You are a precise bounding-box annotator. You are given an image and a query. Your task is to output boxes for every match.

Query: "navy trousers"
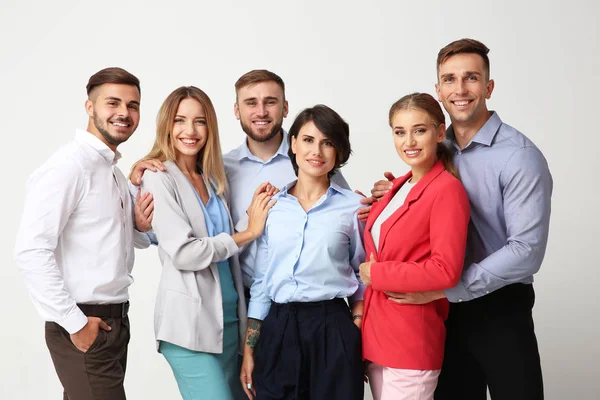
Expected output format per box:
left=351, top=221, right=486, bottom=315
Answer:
left=254, top=298, right=364, bottom=400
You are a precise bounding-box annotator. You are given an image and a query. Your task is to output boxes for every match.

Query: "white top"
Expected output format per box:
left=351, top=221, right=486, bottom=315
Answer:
left=14, top=130, right=146, bottom=334
left=371, top=179, right=416, bottom=250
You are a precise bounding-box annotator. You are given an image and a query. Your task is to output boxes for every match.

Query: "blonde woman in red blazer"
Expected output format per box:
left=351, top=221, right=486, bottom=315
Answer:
left=359, top=93, right=470, bottom=400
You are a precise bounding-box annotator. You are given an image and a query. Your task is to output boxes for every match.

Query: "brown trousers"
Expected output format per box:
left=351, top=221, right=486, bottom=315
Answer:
left=45, top=316, right=130, bottom=400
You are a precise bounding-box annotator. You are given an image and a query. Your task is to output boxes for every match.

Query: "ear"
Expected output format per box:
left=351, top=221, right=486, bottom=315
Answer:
left=485, top=79, right=495, bottom=99
left=435, top=83, right=442, bottom=102
left=234, top=102, right=241, bottom=120
left=436, top=124, right=447, bottom=143
left=291, top=135, right=297, bottom=155
left=85, top=99, right=94, bottom=118
left=283, top=100, right=289, bottom=118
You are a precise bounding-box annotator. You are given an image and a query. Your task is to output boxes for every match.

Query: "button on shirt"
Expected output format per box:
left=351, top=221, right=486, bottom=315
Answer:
left=444, top=112, right=553, bottom=302
left=14, top=130, right=146, bottom=334
left=223, top=132, right=350, bottom=288
left=248, top=181, right=366, bottom=320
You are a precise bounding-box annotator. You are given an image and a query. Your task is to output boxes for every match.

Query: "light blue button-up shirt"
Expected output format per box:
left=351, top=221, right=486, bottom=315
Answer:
left=247, top=181, right=366, bottom=320
left=444, top=112, right=553, bottom=302
left=223, top=131, right=350, bottom=288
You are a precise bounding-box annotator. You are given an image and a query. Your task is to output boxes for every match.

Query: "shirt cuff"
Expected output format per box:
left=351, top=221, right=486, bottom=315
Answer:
left=444, top=280, right=474, bottom=303
left=235, top=214, right=249, bottom=233
left=59, top=309, right=89, bottom=334
left=349, top=283, right=366, bottom=303
left=215, top=232, right=241, bottom=257
left=248, top=300, right=271, bottom=321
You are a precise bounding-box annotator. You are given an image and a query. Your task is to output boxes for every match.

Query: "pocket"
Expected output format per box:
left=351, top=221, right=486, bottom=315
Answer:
left=70, top=326, right=106, bottom=354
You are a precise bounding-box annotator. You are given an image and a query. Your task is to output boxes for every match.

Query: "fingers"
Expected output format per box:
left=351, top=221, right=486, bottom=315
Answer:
left=383, top=291, right=405, bottom=299
left=253, top=182, right=270, bottom=197
left=355, top=189, right=366, bottom=198
left=369, top=253, right=376, bottom=262
left=359, top=196, right=375, bottom=206
left=98, top=319, right=112, bottom=332
left=384, top=171, right=396, bottom=181
left=371, top=180, right=393, bottom=198
left=357, top=206, right=371, bottom=223
left=241, top=370, right=255, bottom=399
left=150, top=160, right=166, bottom=172
left=139, top=193, right=154, bottom=217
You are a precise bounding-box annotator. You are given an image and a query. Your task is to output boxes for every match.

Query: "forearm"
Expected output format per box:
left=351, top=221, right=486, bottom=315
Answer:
left=447, top=241, right=547, bottom=302
left=15, top=251, right=87, bottom=333
left=232, top=229, right=259, bottom=248
left=244, top=318, right=262, bottom=356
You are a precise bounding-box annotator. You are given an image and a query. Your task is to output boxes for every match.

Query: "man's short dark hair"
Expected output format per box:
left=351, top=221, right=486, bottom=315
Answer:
left=287, top=104, right=351, bottom=178
left=437, top=38, right=490, bottom=79
left=86, top=67, right=141, bottom=97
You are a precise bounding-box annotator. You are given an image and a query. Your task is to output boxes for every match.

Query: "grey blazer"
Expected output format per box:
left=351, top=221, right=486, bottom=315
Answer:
left=141, top=161, right=248, bottom=354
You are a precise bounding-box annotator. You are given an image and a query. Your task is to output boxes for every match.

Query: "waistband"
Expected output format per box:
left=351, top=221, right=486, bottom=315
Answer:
left=77, top=301, right=129, bottom=318
left=270, top=298, right=348, bottom=317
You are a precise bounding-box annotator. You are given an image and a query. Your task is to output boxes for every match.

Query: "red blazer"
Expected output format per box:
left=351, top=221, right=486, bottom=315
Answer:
left=362, top=161, right=470, bottom=370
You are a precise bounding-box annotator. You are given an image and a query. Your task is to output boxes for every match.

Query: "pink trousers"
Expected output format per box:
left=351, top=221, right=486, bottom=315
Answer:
left=367, top=362, right=440, bottom=400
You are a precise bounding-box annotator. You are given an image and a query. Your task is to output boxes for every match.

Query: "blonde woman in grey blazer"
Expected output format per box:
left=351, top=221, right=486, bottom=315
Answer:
left=135, top=86, right=276, bottom=400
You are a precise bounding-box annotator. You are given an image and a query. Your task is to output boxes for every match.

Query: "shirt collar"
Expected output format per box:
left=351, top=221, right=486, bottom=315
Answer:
left=447, top=111, right=502, bottom=149
left=280, top=179, right=347, bottom=198
left=75, top=129, right=121, bottom=165
left=237, top=130, right=290, bottom=162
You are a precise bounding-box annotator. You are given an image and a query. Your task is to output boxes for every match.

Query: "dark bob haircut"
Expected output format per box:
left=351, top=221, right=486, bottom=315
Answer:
left=287, top=104, right=351, bottom=178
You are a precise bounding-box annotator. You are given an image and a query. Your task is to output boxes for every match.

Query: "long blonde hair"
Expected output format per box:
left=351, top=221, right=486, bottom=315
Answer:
left=134, top=86, right=227, bottom=194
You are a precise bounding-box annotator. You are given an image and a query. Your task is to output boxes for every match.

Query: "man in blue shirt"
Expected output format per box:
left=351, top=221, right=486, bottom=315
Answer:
left=132, top=70, right=361, bottom=289
left=371, top=39, right=552, bottom=400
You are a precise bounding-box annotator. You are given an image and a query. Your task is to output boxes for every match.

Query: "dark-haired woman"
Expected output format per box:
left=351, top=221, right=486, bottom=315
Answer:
left=240, top=105, right=366, bottom=400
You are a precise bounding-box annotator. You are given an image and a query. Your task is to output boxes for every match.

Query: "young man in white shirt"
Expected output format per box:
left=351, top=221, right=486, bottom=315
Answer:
left=14, top=67, right=149, bottom=400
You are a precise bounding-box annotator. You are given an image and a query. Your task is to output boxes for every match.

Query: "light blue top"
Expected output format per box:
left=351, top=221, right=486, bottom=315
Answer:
left=247, top=180, right=366, bottom=321
left=188, top=176, right=238, bottom=323
left=444, top=112, right=553, bottom=303
left=223, top=131, right=351, bottom=288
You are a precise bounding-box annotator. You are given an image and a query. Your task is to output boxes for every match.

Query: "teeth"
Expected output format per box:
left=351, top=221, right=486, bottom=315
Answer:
left=255, top=121, right=268, bottom=125
left=112, top=122, right=128, bottom=127
left=181, top=139, right=198, bottom=144
left=308, top=160, right=324, bottom=165
left=454, top=101, right=469, bottom=106
left=405, top=150, right=420, bottom=155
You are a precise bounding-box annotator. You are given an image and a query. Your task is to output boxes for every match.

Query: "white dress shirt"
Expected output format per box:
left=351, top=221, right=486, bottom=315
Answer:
left=14, top=130, right=147, bottom=334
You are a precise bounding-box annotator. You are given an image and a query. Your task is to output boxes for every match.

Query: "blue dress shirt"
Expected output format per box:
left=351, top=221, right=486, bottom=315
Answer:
left=223, top=131, right=350, bottom=288
left=444, top=112, right=553, bottom=302
left=247, top=180, right=366, bottom=321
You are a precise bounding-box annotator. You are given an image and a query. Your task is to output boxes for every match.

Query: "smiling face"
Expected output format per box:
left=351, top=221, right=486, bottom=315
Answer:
left=435, top=53, right=494, bottom=131
left=291, top=121, right=337, bottom=180
left=85, top=83, right=140, bottom=150
left=391, top=108, right=445, bottom=180
left=171, top=98, right=208, bottom=160
left=234, top=81, right=288, bottom=143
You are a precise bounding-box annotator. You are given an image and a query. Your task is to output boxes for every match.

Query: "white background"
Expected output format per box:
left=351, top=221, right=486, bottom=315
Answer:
left=1, top=0, right=598, bottom=399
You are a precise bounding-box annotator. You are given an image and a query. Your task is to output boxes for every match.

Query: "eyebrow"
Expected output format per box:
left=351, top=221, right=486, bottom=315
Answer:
left=242, top=96, right=279, bottom=103
left=175, top=115, right=205, bottom=119
left=105, top=96, right=140, bottom=106
left=441, top=71, right=482, bottom=79
left=393, top=123, right=427, bottom=130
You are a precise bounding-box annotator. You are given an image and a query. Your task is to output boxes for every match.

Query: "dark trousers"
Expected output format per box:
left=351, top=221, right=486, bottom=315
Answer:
left=434, top=284, right=544, bottom=400
left=254, top=298, right=363, bottom=400
left=45, top=304, right=131, bottom=400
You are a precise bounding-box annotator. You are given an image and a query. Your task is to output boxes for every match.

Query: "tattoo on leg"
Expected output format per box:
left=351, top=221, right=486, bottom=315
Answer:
left=246, top=319, right=262, bottom=349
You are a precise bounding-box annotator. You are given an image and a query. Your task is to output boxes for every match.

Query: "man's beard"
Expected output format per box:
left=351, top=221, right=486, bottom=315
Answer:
left=94, top=115, right=132, bottom=147
left=240, top=120, right=283, bottom=143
